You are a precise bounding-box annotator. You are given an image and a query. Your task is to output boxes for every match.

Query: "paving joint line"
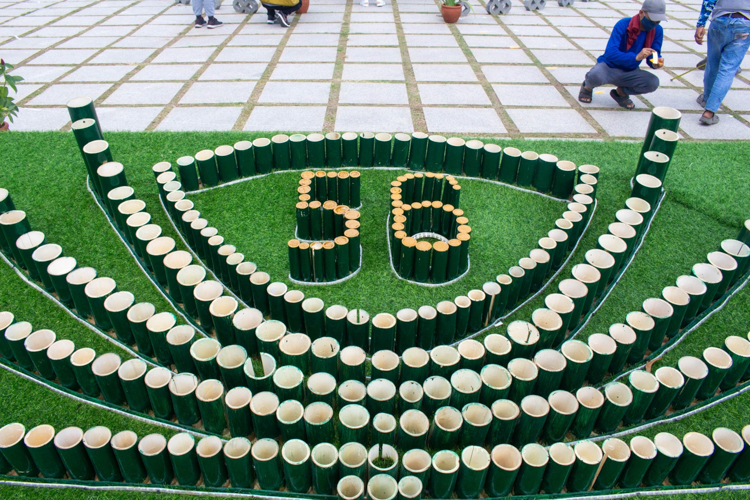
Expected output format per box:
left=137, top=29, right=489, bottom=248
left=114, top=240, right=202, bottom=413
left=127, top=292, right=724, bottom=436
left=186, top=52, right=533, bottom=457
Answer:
left=392, top=0, right=427, bottom=132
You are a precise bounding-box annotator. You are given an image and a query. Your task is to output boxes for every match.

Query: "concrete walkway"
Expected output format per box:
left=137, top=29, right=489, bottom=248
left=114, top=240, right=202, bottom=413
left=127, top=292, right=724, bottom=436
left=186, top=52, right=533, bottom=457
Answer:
left=2, top=0, right=749, bottom=139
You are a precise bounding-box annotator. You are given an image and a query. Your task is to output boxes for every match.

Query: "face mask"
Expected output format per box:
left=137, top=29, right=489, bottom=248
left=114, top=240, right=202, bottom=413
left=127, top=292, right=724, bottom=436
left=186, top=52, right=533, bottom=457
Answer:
left=642, top=17, right=658, bottom=31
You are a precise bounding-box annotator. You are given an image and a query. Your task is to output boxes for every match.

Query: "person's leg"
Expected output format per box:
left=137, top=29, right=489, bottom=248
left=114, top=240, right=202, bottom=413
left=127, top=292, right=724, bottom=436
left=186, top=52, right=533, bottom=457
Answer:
left=609, top=68, right=659, bottom=95
left=583, top=62, right=614, bottom=91
left=704, top=19, right=750, bottom=115
left=282, top=2, right=302, bottom=15
left=193, top=0, right=204, bottom=16
left=203, top=0, right=215, bottom=17
left=263, top=4, right=277, bottom=21
left=703, top=17, right=730, bottom=106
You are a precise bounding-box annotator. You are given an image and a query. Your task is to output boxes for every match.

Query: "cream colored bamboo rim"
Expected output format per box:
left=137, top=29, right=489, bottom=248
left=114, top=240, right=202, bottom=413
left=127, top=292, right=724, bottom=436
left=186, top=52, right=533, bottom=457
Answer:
left=0, top=423, right=25, bottom=449
left=402, top=347, right=428, bottom=368
left=549, top=442, right=575, bottom=466
left=251, top=438, right=279, bottom=462
left=118, top=358, right=146, bottom=382
left=169, top=373, right=199, bottom=397
left=604, top=382, right=633, bottom=407
left=559, top=278, right=588, bottom=299
left=273, top=365, right=304, bottom=390
left=24, top=424, right=55, bottom=449
left=683, top=432, right=714, bottom=457
left=533, top=349, right=566, bottom=373
left=70, top=347, right=96, bottom=367
left=481, top=364, right=511, bottom=390
left=431, top=345, right=460, bottom=367
left=676, top=275, right=707, bottom=296
left=135, top=224, right=162, bottom=243
left=338, top=475, right=365, bottom=500
left=224, top=437, right=251, bottom=459
left=522, top=443, right=549, bottom=467
left=492, top=399, right=519, bottom=420
left=458, top=339, right=485, bottom=360
left=15, top=231, right=44, bottom=251
left=194, top=280, right=223, bottom=302
left=484, top=333, right=511, bottom=356
left=399, top=381, right=424, bottom=403
left=562, top=339, right=593, bottom=364
left=507, top=320, right=540, bottom=346
left=5, top=321, right=32, bottom=342
left=24, top=329, right=56, bottom=352
left=588, top=333, right=617, bottom=356
left=168, top=433, right=195, bottom=456
left=423, top=376, right=451, bottom=400
left=338, top=380, right=366, bottom=403
left=629, top=370, right=659, bottom=393
left=678, top=355, right=709, bottom=380
left=339, top=404, right=369, bottom=429
left=145, top=367, right=172, bottom=390
left=31, top=244, right=62, bottom=265
left=54, top=427, right=84, bottom=450
left=91, top=352, right=121, bottom=377
left=603, top=438, right=630, bottom=462
left=146, top=312, right=176, bottom=334
left=138, top=434, right=167, bottom=456
left=492, top=443, right=522, bottom=471
left=250, top=391, right=280, bottom=416
left=521, top=395, right=549, bottom=418
left=577, top=386, right=605, bottom=409
left=311, top=336, right=339, bottom=359
left=509, top=358, right=538, bottom=381
left=111, top=430, right=138, bottom=452
left=83, top=426, right=112, bottom=450
left=574, top=440, right=603, bottom=465
left=47, top=339, right=75, bottom=361
left=643, top=297, right=674, bottom=319
left=609, top=323, right=637, bottom=345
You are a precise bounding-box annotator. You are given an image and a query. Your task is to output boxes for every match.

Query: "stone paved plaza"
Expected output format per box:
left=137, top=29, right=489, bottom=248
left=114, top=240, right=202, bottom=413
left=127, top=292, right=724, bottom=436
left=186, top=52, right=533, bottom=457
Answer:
left=1, top=0, right=749, bottom=139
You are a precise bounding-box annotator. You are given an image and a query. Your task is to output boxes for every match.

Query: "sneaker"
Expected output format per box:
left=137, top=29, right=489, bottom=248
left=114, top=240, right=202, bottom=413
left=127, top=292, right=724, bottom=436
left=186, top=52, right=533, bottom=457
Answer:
left=360, top=0, right=368, bottom=5
left=275, top=11, right=290, bottom=27
left=696, top=93, right=706, bottom=108
left=195, top=16, right=206, bottom=28
left=267, top=18, right=275, bottom=24
left=376, top=0, right=385, bottom=5
left=207, top=16, right=223, bottom=28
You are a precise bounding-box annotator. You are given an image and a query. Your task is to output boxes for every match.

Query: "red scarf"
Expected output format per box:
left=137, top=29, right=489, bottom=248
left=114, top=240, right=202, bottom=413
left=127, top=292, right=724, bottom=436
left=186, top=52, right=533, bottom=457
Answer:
left=625, top=14, right=655, bottom=50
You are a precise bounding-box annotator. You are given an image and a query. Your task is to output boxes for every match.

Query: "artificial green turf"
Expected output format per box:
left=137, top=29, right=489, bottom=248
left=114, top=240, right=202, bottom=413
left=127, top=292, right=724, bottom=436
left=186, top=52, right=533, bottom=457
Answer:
left=0, top=132, right=749, bottom=499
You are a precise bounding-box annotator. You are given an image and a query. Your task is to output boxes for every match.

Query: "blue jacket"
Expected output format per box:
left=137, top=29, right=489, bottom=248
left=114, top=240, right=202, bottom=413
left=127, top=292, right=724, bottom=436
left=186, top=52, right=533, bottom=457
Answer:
left=597, top=17, right=663, bottom=71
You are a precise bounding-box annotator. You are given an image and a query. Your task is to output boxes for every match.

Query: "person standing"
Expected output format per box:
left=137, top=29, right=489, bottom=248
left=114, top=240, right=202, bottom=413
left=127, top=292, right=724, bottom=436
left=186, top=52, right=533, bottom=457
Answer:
left=694, top=0, right=750, bottom=125
left=193, top=0, right=223, bottom=28
left=579, top=0, right=666, bottom=110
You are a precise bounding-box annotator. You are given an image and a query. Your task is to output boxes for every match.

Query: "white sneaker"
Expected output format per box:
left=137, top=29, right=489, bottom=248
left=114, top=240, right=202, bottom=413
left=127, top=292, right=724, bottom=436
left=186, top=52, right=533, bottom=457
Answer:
left=360, top=0, right=368, bottom=5
left=376, top=0, right=385, bottom=5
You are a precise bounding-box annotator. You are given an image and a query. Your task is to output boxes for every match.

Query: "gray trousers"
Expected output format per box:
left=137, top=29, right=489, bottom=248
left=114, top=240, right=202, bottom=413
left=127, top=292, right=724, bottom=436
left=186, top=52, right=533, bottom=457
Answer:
left=584, top=62, right=660, bottom=96
left=193, top=0, right=215, bottom=17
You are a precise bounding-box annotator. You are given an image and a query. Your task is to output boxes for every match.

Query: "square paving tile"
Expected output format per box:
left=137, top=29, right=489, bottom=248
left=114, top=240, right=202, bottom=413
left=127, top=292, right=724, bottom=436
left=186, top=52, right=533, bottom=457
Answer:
left=563, top=85, right=647, bottom=109
left=334, top=106, right=414, bottom=133
left=10, top=65, right=70, bottom=83
left=158, top=106, right=242, bottom=131
left=154, top=47, right=216, bottom=63
left=83, top=26, right=135, bottom=37
left=131, top=24, right=186, bottom=37
left=408, top=47, right=467, bottom=63
left=404, top=35, right=459, bottom=47
left=9, top=107, right=71, bottom=131
left=12, top=84, right=43, bottom=102
left=346, top=47, right=402, bottom=63
left=290, top=23, right=343, bottom=34
left=571, top=38, right=609, bottom=51
left=215, top=47, right=277, bottom=63
left=517, top=36, right=577, bottom=50
left=462, top=36, right=516, bottom=48
left=714, top=90, right=750, bottom=111
left=347, top=34, right=400, bottom=46
left=27, top=83, right=112, bottom=105
left=297, top=12, right=344, bottom=22
left=532, top=49, right=594, bottom=66
left=104, top=82, right=184, bottom=105
left=482, top=65, right=550, bottom=83
left=27, top=49, right=97, bottom=65
left=557, top=26, right=610, bottom=38
left=172, top=35, right=230, bottom=48
left=244, top=106, right=327, bottom=132
left=470, top=49, right=533, bottom=64
left=349, top=13, right=395, bottom=22
left=287, top=34, right=341, bottom=46
left=493, top=84, right=570, bottom=107
left=88, top=48, right=156, bottom=64
left=506, top=26, right=560, bottom=37
left=339, top=82, right=409, bottom=105
left=62, top=65, right=135, bottom=82
left=455, top=24, right=507, bottom=36
left=97, top=106, right=163, bottom=131
left=418, top=84, right=491, bottom=105
left=270, top=63, right=335, bottom=80
left=259, top=81, right=331, bottom=104
left=680, top=71, right=748, bottom=90
left=423, top=108, right=506, bottom=134
left=665, top=52, right=705, bottom=69
left=2, top=37, right=63, bottom=50
left=131, top=64, right=202, bottom=81
left=341, top=63, right=405, bottom=81
left=181, top=81, right=257, bottom=104
left=279, top=47, right=338, bottom=62
left=59, top=36, right=119, bottom=49
left=401, top=23, right=452, bottom=34
left=348, top=23, right=397, bottom=34
left=642, top=87, right=703, bottom=111
left=200, top=63, right=268, bottom=81
left=229, top=34, right=286, bottom=46
left=507, top=108, right=596, bottom=134
left=413, top=64, right=477, bottom=82
left=588, top=110, right=652, bottom=137
left=679, top=114, right=750, bottom=140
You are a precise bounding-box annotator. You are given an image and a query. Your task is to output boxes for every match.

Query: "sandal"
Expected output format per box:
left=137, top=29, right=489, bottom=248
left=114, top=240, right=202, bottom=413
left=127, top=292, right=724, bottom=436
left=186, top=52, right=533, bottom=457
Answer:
left=610, top=89, right=635, bottom=109
left=578, top=82, right=592, bottom=103
left=699, top=113, right=719, bottom=125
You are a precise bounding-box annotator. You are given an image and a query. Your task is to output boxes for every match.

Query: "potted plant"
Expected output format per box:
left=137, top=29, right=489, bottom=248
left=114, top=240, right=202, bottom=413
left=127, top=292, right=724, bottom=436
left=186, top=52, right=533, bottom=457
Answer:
left=441, top=0, right=466, bottom=23
left=0, top=59, right=23, bottom=131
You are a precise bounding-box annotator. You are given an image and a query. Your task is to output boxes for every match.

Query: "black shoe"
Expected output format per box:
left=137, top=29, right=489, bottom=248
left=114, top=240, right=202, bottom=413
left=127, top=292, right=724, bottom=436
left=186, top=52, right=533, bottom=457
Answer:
left=207, top=16, right=223, bottom=28
left=267, top=18, right=276, bottom=24
left=195, top=16, right=206, bottom=28
left=275, top=11, right=290, bottom=27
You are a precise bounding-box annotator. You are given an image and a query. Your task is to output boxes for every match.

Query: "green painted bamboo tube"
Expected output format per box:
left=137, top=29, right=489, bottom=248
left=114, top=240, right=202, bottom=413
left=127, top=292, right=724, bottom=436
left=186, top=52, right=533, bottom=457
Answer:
left=193, top=278, right=222, bottom=329
left=460, top=402, right=492, bottom=448
left=67, top=95, right=101, bottom=132
left=68, top=347, right=100, bottom=397
left=71, top=117, right=102, bottom=152
left=398, top=410, right=429, bottom=450
left=516, top=258, right=536, bottom=301
left=97, top=164, right=129, bottom=212
left=698, top=427, right=743, bottom=484
left=338, top=171, right=352, bottom=206
left=456, top=339, right=483, bottom=374
left=644, top=366, right=684, bottom=420
left=194, top=436, right=227, bottom=487
left=145, top=367, right=173, bottom=420
left=31, top=244, right=62, bottom=293
left=395, top=308, right=418, bottom=355
left=483, top=444, right=520, bottom=496
left=312, top=336, right=340, bottom=376
left=516, top=151, right=538, bottom=187
left=196, top=379, right=227, bottom=434
left=566, top=441, right=603, bottom=492
left=337, top=443, right=367, bottom=483
left=345, top=309, right=369, bottom=354
left=0, top=312, right=14, bottom=361
left=338, top=404, right=369, bottom=444
left=335, top=236, right=350, bottom=279
left=250, top=438, right=283, bottom=490
left=450, top=369, right=481, bottom=409
left=672, top=355, right=709, bottom=410
left=281, top=439, right=312, bottom=493
left=250, top=392, right=281, bottom=439
left=374, top=133, right=392, bottom=167
left=339, top=346, right=366, bottom=384
left=368, top=442, right=398, bottom=479
left=513, top=395, right=549, bottom=446
left=235, top=262, right=256, bottom=305
left=697, top=346, right=732, bottom=400
left=325, top=132, right=342, bottom=168
left=399, top=380, right=424, bottom=413
left=429, top=345, right=460, bottom=381
left=728, top=425, right=750, bottom=481
left=91, top=353, right=125, bottom=405
left=279, top=333, right=311, bottom=375
left=487, top=400, right=519, bottom=448
left=308, top=443, right=338, bottom=495
left=429, top=450, right=459, bottom=499
left=224, top=438, right=254, bottom=488
left=721, top=239, right=750, bottom=285
left=271, top=134, right=291, bottom=171
left=0, top=423, right=38, bottom=477
left=301, top=297, right=325, bottom=340
left=225, top=386, right=253, bottom=438
left=138, top=434, right=174, bottom=485
left=464, top=289, right=484, bottom=334
left=167, top=433, right=200, bottom=486
left=372, top=414, right=396, bottom=449
left=669, top=432, right=714, bottom=485
left=446, top=239, right=461, bottom=281
left=340, top=132, right=358, bottom=167
left=571, top=386, right=604, bottom=439
left=619, top=436, right=657, bottom=488
left=405, top=132, right=425, bottom=170
left=493, top=148, right=519, bottom=185
left=558, top=278, right=588, bottom=331
left=53, top=427, right=94, bottom=480
left=676, top=275, right=707, bottom=327
left=477, top=364, right=510, bottom=407
left=623, top=370, right=659, bottom=426
left=693, top=263, right=724, bottom=313
left=45, top=257, right=74, bottom=308
left=636, top=150, right=670, bottom=183
left=325, top=305, right=348, bottom=345
left=302, top=135, right=322, bottom=170
left=434, top=301, right=457, bottom=346
left=452, top=446, right=488, bottom=499
left=125, top=212, right=150, bottom=252
left=371, top=313, right=397, bottom=353
left=421, top=376, right=451, bottom=417
left=586, top=333, right=616, bottom=385
left=506, top=357, right=537, bottom=403
left=466, top=142, right=489, bottom=179
left=722, top=335, right=750, bottom=390
left=288, top=134, right=307, bottom=170
left=400, top=450, right=431, bottom=488
left=480, top=336, right=509, bottom=372
left=631, top=173, right=662, bottom=208
left=193, top=149, right=218, bottom=187
left=82, top=426, right=122, bottom=482
left=593, top=438, right=630, bottom=490
left=512, top=443, right=547, bottom=495
left=531, top=308, right=562, bottom=352
left=84, top=276, right=117, bottom=331
left=424, top=135, right=447, bottom=173
left=103, top=292, right=136, bottom=345
left=372, top=349, right=400, bottom=385
left=5, top=321, right=35, bottom=370
left=117, top=358, right=150, bottom=413
left=255, top=319, right=286, bottom=360
left=23, top=425, right=65, bottom=478
left=143, top=311, right=174, bottom=366
left=398, top=475, right=422, bottom=500
left=399, top=237, right=417, bottom=279
left=597, top=235, right=627, bottom=279
left=145, top=235, right=176, bottom=285
left=538, top=442, right=574, bottom=494
left=366, top=378, right=397, bottom=416
left=252, top=137, right=273, bottom=174
left=273, top=365, right=305, bottom=403
left=110, top=431, right=147, bottom=483
left=162, top=251, right=192, bottom=305
left=169, top=372, right=200, bottom=425
left=639, top=107, right=681, bottom=160
left=42, top=339, right=77, bottom=392
left=243, top=353, right=276, bottom=395
left=608, top=323, right=636, bottom=375
left=307, top=372, right=337, bottom=407
left=82, top=140, right=112, bottom=198
left=15, top=231, right=45, bottom=281
left=532, top=153, right=556, bottom=193
left=441, top=137, right=463, bottom=175
left=570, top=264, right=600, bottom=318
left=648, top=128, right=679, bottom=167
left=584, top=249, right=615, bottom=299
left=210, top=296, right=238, bottom=347
left=542, top=390, right=578, bottom=444
left=234, top=140, right=255, bottom=177
left=643, top=432, right=683, bottom=486
left=386, top=132, right=408, bottom=168
left=23, top=329, right=56, bottom=380
left=505, top=319, right=539, bottom=361
left=365, top=473, right=397, bottom=500
left=338, top=475, right=365, bottom=500
left=708, top=251, right=738, bottom=299
left=189, top=337, right=220, bottom=381
left=595, top=382, right=632, bottom=433
left=551, top=160, right=576, bottom=199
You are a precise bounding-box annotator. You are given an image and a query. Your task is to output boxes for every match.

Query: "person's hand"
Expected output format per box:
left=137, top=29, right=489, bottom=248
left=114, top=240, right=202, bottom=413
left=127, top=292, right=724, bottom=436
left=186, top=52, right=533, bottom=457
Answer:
left=636, top=47, right=657, bottom=61
left=695, top=26, right=706, bottom=45
left=652, top=57, right=665, bottom=69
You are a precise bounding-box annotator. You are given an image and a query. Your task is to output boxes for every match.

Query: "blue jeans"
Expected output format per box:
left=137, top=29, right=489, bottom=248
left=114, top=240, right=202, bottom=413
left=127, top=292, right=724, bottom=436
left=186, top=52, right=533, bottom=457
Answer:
left=703, top=15, right=750, bottom=112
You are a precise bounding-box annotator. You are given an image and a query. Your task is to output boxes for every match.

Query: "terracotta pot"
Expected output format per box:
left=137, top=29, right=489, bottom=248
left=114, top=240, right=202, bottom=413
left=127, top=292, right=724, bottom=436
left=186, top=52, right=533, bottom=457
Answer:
left=0, top=122, right=8, bottom=132
left=441, top=4, right=462, bottom=23
left=298, top=0, right=309, bottom=14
